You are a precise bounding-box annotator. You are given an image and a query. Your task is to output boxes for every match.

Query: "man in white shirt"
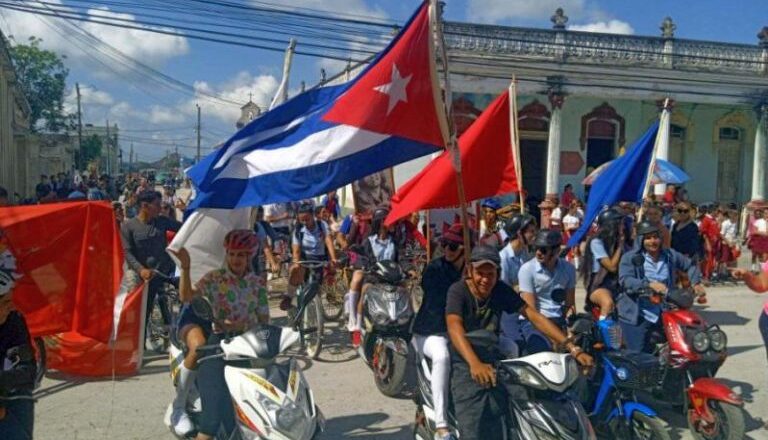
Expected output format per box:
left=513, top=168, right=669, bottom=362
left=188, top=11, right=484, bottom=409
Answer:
left=264, top=203, right=293, bottom=236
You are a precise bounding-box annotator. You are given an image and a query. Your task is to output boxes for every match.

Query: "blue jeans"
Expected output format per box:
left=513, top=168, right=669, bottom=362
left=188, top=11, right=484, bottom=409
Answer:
left=0, top=398, right=34, bottom=440
left=759, top=311, right=768, bottom=366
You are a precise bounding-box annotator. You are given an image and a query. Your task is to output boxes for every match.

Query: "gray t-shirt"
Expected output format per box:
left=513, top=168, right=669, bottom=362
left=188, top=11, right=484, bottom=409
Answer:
left=121, top=216, right=182, bottom=275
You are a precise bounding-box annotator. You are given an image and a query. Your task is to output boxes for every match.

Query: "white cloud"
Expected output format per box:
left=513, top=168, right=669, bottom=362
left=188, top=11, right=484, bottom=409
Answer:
left=568, top=20, right=635, bottom=35
left=149, top=105, right=186, bottom=125
left=0, top=2, right=188, bottom=68
left=267, top=0, right=388, bottom=20
left=466, top=0, right=587, bottom=24
left=63, top=85, right=114, bottom=114
left=180, top=72, right=279, bottom=125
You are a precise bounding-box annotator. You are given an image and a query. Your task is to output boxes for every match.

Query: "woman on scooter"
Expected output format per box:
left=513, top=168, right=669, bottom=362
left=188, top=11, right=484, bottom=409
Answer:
left=168, top=230, right=270, bottom=439
left=347, top=207, right=400, bottom=348
left=617, top=221, right=706, bottom=352
left=581, top=208, right=625, bottom=320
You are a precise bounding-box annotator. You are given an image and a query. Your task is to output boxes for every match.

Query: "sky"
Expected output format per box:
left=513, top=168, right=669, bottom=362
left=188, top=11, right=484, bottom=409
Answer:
left=1, top=0, right=766, bottom=165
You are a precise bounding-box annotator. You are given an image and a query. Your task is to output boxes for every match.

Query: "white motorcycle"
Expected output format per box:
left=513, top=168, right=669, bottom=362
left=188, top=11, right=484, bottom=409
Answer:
left=413, top=331, right=595, bottom=439
left=165, top=297, right=325, bottom=439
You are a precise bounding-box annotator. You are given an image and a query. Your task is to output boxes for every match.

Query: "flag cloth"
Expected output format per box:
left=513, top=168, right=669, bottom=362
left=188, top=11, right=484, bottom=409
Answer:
left=385, top=90, right=518, bottom=225
left=188, top=2, right=445, bottom=210
left=567, top=121, right=660, bottom=247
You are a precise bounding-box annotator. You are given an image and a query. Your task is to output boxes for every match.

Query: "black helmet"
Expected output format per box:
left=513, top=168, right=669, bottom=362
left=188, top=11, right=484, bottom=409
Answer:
left=297, top=201, right=315, bottom=214
left=373, top=260, right=405, bottom=284
left=636, top=220, right=660, bottom=237
left=533, top=230, right=562, bottom=248
left=504, top=214, right=536, bottom=238
left=597, top=208, right=623, bottom=227
left=372, top=207, right=389, bottom=223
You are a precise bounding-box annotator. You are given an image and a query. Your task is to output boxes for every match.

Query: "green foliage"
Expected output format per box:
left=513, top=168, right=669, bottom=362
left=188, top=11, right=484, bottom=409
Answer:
left=80, top=134, right=102, bottom=165
left=9, top=36, right=70, bottom=132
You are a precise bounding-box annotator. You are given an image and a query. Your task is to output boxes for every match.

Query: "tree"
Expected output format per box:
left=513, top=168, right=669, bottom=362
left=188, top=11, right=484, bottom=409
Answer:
left=80, top=134, right=102, bottom=166
left=9, top=36, right=70, bottom=132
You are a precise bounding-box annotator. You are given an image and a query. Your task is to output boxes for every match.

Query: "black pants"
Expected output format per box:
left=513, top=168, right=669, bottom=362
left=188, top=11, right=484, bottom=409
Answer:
left=0, top=399, right=34, bottom=440
left=450, top=361, right=508, bottom=440
left=145, top=277, right=172, bottom=329
left=198, top=333, right=235, bottom=437
left=759, top=312, right=768, bottom=375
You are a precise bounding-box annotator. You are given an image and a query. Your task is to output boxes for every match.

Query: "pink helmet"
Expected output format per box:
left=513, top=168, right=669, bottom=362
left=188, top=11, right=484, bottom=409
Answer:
left=223, top=229, right=258, bottom=252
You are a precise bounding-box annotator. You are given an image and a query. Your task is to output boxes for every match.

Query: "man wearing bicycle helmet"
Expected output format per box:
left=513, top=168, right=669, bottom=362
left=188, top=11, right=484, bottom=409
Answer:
left=0, top=230, right=36, bottom=440
left=478, top=198, right=506, bottom=250
left=282, top=201, right=338, bottom=311
left=167, top=230, right=269, bottom=438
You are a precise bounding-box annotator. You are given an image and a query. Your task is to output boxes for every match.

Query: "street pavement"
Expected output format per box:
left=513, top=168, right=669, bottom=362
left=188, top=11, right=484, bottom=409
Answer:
left=34, top=282, right=768, bottom=440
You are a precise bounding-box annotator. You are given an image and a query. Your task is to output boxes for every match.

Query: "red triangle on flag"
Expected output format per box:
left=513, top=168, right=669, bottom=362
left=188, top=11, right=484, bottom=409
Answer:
left=386, top=91, right=519, bottom=225
left=322, top=2, right=446, bottom=148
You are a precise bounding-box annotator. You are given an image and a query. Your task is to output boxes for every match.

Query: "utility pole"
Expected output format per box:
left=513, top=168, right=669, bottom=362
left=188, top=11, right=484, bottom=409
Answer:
left=196, top=104, right=201, bottom=163
left=129, top=143, right=134, bottom=172
left=76, top=83, right=83, bottom=170
left=105, top=119, right=111, bottom=176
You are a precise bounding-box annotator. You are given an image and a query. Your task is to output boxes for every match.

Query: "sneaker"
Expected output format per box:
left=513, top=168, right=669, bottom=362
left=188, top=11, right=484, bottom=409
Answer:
left=434, top=431, right=457, bottom=440
left=170, top=406, right=194, bottom=436
left=351, top=330, right=361, bottom=348
left=279, top=295, right=293, bottom=311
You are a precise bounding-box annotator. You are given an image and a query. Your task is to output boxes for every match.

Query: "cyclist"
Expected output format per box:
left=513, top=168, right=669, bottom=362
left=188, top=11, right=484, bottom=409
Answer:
left=0, top=232, right=36, bottom=440
left=167, top=230, right=269, bottom=439
left=581, top=208, right=625, bottom=320
left=411, top=223, right=467, bottom=440
left=516, top=230, right=576, bottom=354
left=617, top=221, right=706, bottom=352
left=478, top=199, right=506, bottom=250
left=446, top=245, right=593, bottom=440
left=281, top=202, right=338, bottom=311
left=346, top=207, right=401, bottom=347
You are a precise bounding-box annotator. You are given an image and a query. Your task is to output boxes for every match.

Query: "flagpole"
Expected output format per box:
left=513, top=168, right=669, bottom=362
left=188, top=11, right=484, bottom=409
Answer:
left=429, top=0, right=472, bottom=259
left=509, top=77, right=525, bottom=215
left=638, top=97, right=671, bottom=221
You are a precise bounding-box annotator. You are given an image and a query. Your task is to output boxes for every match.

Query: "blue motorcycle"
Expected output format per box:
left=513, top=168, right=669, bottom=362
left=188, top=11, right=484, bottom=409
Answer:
left=570, top=314, right=671, bottom=439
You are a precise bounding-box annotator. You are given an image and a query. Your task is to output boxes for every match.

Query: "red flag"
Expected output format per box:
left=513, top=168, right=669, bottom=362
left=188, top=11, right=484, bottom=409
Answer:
left=323, top=2, right=447, bottom=148
left=386, top=91, right=518, bottom=225
left=0, top=201, right=122, bottom=343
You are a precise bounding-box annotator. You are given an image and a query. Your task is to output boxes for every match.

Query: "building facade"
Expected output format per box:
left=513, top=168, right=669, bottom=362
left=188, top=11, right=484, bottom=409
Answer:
left=0, top=32, right=32, bottom=200
left=443, top=10, right=768, bottom=212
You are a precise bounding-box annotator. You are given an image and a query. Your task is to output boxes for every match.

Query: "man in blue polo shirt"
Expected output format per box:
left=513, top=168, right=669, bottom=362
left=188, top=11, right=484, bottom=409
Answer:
left=516, top=229, right=576, bottom=354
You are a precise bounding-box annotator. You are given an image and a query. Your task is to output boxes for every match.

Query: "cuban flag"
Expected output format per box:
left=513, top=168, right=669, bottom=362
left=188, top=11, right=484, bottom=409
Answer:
left=187, top=1, right=446, bottom=210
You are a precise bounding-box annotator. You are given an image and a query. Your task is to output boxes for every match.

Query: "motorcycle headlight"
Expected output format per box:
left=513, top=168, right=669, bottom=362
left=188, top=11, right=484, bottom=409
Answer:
left=708, top=329, right=727, bottom=352
left=276, top=399, right=311, bottom=438
left=692, top=331, right=710, bottom=353
left=372, top=310, right=390, bottom=326
left=510, top=365, right=548, bottom=390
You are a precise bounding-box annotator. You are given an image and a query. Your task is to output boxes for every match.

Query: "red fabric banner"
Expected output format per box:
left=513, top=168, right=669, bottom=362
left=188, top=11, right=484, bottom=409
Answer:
left=386, top=91, right=518, bottom=225
left=0, top=201, right=123, bottom=343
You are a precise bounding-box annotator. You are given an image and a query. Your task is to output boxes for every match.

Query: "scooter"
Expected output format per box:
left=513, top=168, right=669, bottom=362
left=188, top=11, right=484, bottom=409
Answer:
left=624, top=287, right=745, bottom=440
left=164, top=297, right=324, bottom=439
left=358, top=260, right=414, bottom=397
left=413, top=330, right=596, bottom=440
left=569, top=314, right=670, bottom=439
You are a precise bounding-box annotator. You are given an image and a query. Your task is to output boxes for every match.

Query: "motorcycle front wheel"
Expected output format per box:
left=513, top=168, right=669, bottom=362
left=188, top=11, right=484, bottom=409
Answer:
left=688, top=401, right=745, bottom=440
left=373, top=345, right=407, bottom=397
left=303, top=296, right=325, bottom=359
left=630, top=412, right=671, bottom=440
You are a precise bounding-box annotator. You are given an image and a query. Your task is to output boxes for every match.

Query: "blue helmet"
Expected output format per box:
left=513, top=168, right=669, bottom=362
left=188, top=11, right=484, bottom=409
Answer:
left=481, top=198, right=501, bottom=211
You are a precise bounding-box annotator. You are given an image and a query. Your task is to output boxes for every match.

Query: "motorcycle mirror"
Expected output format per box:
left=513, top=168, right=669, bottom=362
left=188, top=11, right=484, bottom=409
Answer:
left=146, top=256, right=158, bottom=269
left=191, top=296, right=214, bottom=321
left=631, top=254, right=644, bottom=267
left=551, top=288, right=566, bottom=304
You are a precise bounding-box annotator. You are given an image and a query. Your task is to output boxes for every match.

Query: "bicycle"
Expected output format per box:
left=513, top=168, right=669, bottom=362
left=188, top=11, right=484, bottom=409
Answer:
left=290, top=260, right=327, bottom=359
left=145, top=270, right=180, bottom=353
left=319, top=253, right=350, bottom=321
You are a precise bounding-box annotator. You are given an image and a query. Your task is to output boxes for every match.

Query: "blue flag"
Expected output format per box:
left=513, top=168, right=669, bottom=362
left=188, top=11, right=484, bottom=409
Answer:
left=567, top=121, right=660, bottom=247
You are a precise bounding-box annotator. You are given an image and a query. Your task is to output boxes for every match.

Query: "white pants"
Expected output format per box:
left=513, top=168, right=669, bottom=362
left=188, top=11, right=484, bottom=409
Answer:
left=412, top=333, right=451, bottom=429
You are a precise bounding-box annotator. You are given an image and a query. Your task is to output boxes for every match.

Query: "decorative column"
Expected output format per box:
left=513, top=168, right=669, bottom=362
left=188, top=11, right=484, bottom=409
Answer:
left=539, top=89, right=565, bottom=228
left=660, top=17, right=676, bottom=68
left=759, top=27, right=768, bottom=76
left=748, top=104, right=768, bottom=208
left=653, top=99, right=674, bottom=197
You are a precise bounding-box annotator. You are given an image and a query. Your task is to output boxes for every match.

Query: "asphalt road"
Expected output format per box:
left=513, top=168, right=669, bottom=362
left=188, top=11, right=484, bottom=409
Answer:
left=34, top=282, right=768, bottom=440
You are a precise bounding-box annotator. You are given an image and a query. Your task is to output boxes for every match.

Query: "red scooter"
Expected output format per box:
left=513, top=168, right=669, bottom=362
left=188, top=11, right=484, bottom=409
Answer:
left=633, top=288, right=746, bottom=440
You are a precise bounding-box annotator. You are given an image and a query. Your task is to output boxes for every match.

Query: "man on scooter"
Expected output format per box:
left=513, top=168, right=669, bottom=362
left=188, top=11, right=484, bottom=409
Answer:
left=498, top=214, right=536, bottom=355
left=168, top=230, right=270, bottom=439
left=618, top=220, right=706, bottom=352
left=446, top=245, right=593, bottom=440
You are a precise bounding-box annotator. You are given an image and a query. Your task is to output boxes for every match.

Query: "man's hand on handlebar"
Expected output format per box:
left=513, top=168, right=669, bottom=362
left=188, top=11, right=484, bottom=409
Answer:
left=139, top=268, right=154, bottom=281
left=469, top=361, right=496, bottom=388
left=648, top=281, right=668, bottom=294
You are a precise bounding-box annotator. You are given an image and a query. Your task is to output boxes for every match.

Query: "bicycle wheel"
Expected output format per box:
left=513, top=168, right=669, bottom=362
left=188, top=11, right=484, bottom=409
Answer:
left=33, top=337, right=46, bottom=388
left=146, top=300, right=169, bottom=353
left=321, top=272, right=346, bottom=321
left=302, top=295, right=324, bottom=359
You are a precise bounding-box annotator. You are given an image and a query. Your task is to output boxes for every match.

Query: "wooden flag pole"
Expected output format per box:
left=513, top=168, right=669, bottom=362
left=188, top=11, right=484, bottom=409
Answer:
left=509, top=77, right=525, bottom=215
left=429, top=0, right=472, bottom=261
left=638, top=97, right=671, bottom=222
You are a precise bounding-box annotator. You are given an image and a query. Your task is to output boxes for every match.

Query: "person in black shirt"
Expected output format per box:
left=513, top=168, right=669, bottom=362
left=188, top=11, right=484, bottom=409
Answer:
left=121, top=190, right=182, bottom=331
left=671, top=201, right=702, bottom=260
left=0, top=255, right=36, bottom=439
left=445, top=245, right=593, bottom=440
left=411, top=223, right=466, bottom=440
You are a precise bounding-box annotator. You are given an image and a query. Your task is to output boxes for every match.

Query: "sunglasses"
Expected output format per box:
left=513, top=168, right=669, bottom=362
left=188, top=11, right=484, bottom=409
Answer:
left=677, top=209, right=689, bottom=214
left=442, top=242, right=461, bottom=251
left=535, top=246, right=554, bottom=255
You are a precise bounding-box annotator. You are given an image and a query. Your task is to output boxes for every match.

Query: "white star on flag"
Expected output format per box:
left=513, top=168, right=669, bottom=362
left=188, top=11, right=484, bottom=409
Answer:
left=373, top=64, right=412, bottom=115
